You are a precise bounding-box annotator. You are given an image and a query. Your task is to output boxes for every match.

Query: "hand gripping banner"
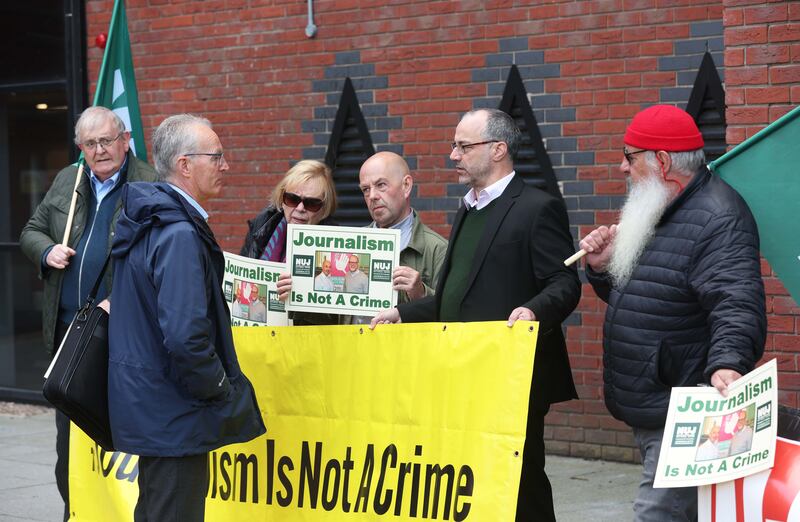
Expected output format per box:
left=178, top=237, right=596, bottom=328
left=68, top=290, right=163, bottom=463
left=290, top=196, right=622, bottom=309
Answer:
left=69, top=321, right=538, bottom=521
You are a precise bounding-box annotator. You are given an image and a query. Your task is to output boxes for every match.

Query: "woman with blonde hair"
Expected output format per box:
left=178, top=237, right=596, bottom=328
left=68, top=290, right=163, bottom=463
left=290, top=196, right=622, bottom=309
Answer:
left=240, top=160, right=338, bottom=325
left=240, top=159, right=337, bottom=261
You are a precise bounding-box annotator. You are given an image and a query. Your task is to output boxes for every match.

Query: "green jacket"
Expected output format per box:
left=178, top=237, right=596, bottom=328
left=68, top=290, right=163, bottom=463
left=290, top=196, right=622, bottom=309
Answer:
left=19, top=154, right=157, bottom=354
left=396, top=210, right=448, bottom=305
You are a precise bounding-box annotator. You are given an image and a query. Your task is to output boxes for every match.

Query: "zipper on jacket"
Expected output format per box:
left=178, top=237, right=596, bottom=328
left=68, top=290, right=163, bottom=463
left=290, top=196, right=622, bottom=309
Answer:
left=77, top=208, right=101, bottom=310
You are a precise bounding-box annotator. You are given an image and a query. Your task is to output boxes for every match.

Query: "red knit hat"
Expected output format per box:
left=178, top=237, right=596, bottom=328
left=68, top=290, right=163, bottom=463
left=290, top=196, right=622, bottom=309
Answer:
left=624, top=105, right=704, bottom=151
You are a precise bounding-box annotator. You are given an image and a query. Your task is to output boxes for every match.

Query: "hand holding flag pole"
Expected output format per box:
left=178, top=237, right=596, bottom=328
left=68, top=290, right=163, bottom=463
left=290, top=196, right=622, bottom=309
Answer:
left=564, top=223, right=621, bottom=267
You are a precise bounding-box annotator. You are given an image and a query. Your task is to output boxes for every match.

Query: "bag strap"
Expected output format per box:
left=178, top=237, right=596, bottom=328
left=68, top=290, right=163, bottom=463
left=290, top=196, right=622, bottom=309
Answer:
left=88, top=254, right=112, bottom=304
left=76, top=254, right=112, bottom=320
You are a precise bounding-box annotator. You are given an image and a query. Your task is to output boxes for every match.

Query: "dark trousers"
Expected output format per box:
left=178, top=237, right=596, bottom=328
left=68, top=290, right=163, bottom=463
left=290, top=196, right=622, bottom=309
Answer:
left=54, top=320, right=71, bottom=522
left=134, top=454, right=209, bottom=522
left=516, top=407, right=555, bottom=522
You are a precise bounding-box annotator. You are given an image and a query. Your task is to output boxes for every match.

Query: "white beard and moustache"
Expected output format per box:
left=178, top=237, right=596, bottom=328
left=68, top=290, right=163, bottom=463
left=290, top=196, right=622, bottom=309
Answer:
left=607, top=173, right=674, bottom=287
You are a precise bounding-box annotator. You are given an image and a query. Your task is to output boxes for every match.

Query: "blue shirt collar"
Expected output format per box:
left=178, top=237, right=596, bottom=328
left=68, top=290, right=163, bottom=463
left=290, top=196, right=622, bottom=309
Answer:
left=369, top=209, right=414, bottom=251
left=88, top=156, right=126, bottom=205
left=168, top=183, right=209, bottom=220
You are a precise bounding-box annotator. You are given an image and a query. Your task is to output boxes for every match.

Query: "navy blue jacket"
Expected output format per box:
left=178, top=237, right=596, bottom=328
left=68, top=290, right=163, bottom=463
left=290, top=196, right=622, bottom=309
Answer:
left=109, top=182, right=265, bottom=456
left=587, top=168, right=766, bottom=429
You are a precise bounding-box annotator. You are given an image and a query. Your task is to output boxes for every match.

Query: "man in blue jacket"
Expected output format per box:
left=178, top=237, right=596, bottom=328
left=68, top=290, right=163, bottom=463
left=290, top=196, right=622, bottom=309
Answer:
left=579, top=105, right=766, bottom=521
left=108, top=114, right=265, bottom=521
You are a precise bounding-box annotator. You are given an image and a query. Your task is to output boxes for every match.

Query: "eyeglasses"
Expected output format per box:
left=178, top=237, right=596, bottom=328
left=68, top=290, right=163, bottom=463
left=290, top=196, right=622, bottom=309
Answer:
left=283, top=192, right=324, bottom=212
left=623, top=148, right=647, bottom=163
left=451, top=140, right=499, bottom=155
left=185, top=152, right=225, bottom=164
left=81, top=132, right=123, bottom=150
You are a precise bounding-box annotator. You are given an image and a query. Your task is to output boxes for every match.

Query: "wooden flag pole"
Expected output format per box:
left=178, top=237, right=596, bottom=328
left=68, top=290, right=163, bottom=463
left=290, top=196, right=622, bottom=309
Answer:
left=563, top=248, right=587, bottom=267
left=61, top=161, right=84, bottom=246
left=563, top=223, right=622, bottom=267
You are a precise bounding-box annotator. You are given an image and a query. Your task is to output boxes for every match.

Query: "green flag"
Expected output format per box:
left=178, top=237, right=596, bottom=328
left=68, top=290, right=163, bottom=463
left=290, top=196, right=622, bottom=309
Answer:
left=709, top=105, right=800, bottom=305
left=93, top=0, right=146, bottom=161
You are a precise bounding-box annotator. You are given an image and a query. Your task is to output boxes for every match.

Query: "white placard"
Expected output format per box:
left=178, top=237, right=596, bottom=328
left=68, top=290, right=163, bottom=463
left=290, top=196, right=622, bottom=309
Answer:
left=655, top=359, right=778, bottom=488
left=284, top=224, right=400, bottom=316
left=222, top=251, right=288, bottom=326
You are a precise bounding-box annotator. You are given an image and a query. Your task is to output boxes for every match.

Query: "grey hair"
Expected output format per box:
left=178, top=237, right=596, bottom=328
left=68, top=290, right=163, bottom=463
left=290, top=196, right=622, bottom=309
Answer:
left=151, top=114, right=212, bottom=181
left=464, top=108, right=521, bottom=159
left=73, top=106, right=126, bottom=145
left=669, top=149, right=706, bottom=174
left=643, top=148, right=706, bottom=176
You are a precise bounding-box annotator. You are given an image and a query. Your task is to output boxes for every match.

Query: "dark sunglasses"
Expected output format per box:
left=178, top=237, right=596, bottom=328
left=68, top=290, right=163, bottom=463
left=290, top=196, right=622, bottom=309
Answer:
left=283, top=192, right=324, bottom=212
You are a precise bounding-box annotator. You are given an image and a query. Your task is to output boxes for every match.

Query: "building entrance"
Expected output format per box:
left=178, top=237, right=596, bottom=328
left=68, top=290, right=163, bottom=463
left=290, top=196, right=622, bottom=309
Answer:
left=0, top=1, right=85, bottom=401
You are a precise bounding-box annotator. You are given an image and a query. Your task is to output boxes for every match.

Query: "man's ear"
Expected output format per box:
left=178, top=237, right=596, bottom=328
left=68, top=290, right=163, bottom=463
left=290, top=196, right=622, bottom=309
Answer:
left=121, top=131, right=132, bottom=153
left=176, top=155, right=192, bottom=180
left=402, top=174, right=413, bottom=198
left=492, top=141, right=509, bottom=162
left=655, top=150, right=672, bottom=174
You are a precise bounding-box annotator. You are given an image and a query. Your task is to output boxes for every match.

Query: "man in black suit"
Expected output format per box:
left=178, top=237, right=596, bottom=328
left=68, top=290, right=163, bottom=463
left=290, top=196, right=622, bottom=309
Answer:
left=371, top=108, right=580, bottom=521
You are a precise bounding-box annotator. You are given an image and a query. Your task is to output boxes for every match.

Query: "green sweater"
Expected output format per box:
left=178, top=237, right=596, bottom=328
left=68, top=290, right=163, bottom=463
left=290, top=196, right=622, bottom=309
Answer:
left=438, top=202, right=495, bottom=321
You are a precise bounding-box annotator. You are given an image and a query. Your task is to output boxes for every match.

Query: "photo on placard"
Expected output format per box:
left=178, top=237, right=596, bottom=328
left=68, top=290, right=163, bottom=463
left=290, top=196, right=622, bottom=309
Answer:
left=726, top=404, right=756, bottom=457
left=247, top=283, right=267, bottom=324
left=230, top=279, right=249, bottom=320
left=339, top=252, right=370, bottom=295
left=695, top=415, right=725, bottom=462
left=313, top=251, right=342, bottom=292
left=230, top=279, right=267, bottom=323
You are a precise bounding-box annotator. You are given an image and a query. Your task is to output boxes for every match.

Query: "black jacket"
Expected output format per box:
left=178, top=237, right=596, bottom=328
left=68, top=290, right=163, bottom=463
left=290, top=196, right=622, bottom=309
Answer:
left=240, top=205, right=336, bottom=259
left=240, top=205, right=338, bottom=325
left=587, top=168, right=767, bottom=429
left=398, top=174, right=581, bottom=410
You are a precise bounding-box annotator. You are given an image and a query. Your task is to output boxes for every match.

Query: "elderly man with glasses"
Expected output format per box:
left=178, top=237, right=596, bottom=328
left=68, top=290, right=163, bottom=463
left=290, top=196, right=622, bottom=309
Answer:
left=20, top=105, right=157, bottom=520
left=371, top=108, right=581, bottom=521
left=579, top=105, right=766, bottom=521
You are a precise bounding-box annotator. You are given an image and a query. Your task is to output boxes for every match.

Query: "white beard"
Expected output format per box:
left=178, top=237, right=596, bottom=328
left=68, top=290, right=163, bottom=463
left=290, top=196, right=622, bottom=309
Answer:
left=608, top=174, right=674, bottom=287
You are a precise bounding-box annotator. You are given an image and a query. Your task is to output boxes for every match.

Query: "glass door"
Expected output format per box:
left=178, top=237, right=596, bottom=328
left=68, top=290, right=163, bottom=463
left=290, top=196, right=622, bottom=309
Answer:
left=0, top=1, right=85, bottom=400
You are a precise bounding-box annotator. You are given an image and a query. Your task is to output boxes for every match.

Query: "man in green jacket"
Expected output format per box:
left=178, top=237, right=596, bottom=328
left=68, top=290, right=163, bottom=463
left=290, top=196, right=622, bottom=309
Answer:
left=19, top=106, right=156, bottom=520
left=278, top=152, right=446, bottom=318
left=359, top=151, right=448, bottom=304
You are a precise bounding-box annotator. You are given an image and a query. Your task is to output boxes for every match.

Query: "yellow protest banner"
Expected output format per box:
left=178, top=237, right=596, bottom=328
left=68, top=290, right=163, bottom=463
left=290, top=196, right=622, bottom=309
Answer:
left=70, top=321, right=537, bottom=521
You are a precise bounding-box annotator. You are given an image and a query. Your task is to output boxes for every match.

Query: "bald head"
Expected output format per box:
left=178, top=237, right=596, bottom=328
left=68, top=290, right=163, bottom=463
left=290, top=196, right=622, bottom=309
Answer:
left=361, top=151, right=409, bottom=182
left=359, top=151, right=413, bottom=228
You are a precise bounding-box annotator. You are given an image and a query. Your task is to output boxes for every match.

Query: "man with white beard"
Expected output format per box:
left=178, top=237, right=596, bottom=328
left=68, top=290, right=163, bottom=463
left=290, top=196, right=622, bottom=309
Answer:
left=579, top=105, right=766, bottom=522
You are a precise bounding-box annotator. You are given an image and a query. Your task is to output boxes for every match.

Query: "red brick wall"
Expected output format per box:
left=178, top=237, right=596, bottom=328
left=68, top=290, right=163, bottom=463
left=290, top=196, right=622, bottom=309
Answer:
left=85, top=0, right=798, bottom=462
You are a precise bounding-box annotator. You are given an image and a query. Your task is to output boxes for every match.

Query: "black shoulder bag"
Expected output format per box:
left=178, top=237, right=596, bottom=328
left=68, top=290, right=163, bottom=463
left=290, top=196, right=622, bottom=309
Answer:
left=43, top=255, right=114, bottom=451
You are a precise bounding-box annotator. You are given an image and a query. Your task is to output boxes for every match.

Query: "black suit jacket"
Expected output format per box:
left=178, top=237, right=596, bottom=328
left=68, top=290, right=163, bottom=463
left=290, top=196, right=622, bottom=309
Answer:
left=398, top=174, right=580, bottom=408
